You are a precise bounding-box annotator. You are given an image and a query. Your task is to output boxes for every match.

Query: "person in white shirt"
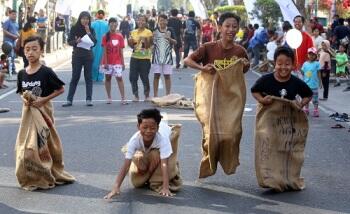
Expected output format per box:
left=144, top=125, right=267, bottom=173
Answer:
left=104, top=108, right=174, bottom=199
left=312, top=28, right=324, bottom=50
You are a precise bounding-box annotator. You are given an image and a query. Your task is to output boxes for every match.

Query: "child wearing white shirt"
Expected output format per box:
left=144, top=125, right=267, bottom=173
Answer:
left=104, top=108, right=174, bottom=199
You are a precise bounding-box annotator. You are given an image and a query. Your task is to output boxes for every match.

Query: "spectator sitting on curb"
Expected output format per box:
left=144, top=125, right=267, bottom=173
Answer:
left=0, top=54, right=9, bottom=89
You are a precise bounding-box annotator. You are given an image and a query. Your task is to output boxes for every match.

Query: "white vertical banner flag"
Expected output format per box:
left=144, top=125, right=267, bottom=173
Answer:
left=227, top=0, right=234, bottom=6
left=55, top=0, right=72, bottom=15
left=274, top=0, right=300, bottom=25
left=188, top=0, right=207, bottom=19
left=242, top=0, right=261, bottom=25
left=34, top=0, right=48, bottom=12
left=70, top=0, right=91, bottom=18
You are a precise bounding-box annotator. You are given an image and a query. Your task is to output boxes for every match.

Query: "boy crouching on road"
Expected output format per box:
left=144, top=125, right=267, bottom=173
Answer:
left=104, top=108, right=175, bottom=199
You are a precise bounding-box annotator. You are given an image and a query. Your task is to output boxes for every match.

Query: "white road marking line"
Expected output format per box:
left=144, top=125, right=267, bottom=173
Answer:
left=0, top=89, right=16, bottom=100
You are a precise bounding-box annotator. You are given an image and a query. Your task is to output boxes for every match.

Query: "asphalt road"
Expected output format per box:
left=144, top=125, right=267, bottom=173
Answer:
left=0, top=59, right=349, bottom=214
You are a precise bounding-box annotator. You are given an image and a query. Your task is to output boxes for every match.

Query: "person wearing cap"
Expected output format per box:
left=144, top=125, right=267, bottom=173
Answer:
left=301, top=47, right=322, bottom=117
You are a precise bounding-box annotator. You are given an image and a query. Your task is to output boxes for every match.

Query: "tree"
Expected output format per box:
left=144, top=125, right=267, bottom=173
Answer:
left=250, top=0, right=282, bottom=27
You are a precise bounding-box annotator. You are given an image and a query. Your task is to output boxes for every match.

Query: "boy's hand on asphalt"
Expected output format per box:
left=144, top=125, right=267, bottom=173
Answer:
left=104, top=188, right=120, bottom=200
left=159, top=188, right=174, bottom=197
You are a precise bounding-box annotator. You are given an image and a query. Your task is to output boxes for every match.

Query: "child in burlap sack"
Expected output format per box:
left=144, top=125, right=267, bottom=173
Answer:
left=104, top=109, right=176, bottom=199
left=251, top=46, right=313, bottom=192
left=15, top=36, right=75, bottom=190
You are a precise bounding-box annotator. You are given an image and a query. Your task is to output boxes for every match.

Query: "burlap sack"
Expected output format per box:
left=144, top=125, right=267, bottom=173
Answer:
left=151, top=94, right=185, bottom=107
left=129, top=124, right=182, bottom=192
left=255, top=97, right=308, bottom=192
left=15, top=91, right=75, bottom=191
left=194, top=59, right=247, bottom=178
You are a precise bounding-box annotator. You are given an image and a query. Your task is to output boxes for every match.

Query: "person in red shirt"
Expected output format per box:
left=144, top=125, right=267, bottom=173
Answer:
left=100, top=18, right=127, bottom=104
left=201, top=19, right=214, bottom=44
left=293, top=15, right=314, bottom=76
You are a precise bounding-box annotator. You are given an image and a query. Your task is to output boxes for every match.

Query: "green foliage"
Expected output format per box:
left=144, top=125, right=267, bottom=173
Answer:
left=250, top=0, right=282, bottom=27
left=214, top=5, right=247, bottom=23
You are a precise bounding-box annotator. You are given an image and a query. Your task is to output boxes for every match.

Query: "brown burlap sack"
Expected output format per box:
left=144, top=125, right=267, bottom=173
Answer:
left=15, top=91, right=75, bottom=191
left=151, top=94, right=185, bottom=107
left=194, top=59, right=247, bottom=178
left=255, top=97, right=308, bottom=192
left=129, top=124, right=182, bottom=192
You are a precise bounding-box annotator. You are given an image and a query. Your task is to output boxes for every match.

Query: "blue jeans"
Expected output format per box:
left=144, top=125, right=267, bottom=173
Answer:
left=5, top=41, right=16, bottom=74
left=252, top=43, right=264, bottom=67
left=183, top=35, right=198, bottom=59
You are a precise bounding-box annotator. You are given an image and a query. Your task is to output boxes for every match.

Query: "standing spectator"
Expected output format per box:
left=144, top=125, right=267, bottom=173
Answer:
left=312, top=28, right=324, bottom=50
left=36, top=9, right=47, bottom=43
left=147, top=9, right=157, bottom=32
left=331, top=14, right=339, bottom=33
left=55, top=14, right=65, bottom=32
left=168, top=9, right=183, bottom=69
left=201, top=19, right=214, bottom=44
left=247, top=24, right=255, bottom=42
left=301, top=47, right=322, bottom=117
left=152, top=14, right=177, bottom=97
left=91, top=10, right=109, bottom=82
left=120, top=16, right=131, bottom=40
left=310, top=17, right=324, bottom=34
left=128, top=15, right=136, bottom=31
left=248, top=28, right=275, bottom=68
left=240, top=26, right=249, bottom=49
left=294, top=15, right=314, bottom=75
left=319, top=40, right=332, bottom=100
left=2, top=9, right=19, bottom=75
left=334, top=44, right=348, bottom=87
left=19, top=17, right=37, bottom=67
left=100, top=18, right=127, bottom=104
left=210, top=11, right=219, bottom=40
left=332, top=18, right=350, bottom=49
left=62, top=11, right=97, bottom=107
left=278, top=21, right=292, bottom=47
left=0, top=54, right=9, bottom=88
left=128, top=15, right=153, bottom=102
left=183, top=11, right=201, bottom=68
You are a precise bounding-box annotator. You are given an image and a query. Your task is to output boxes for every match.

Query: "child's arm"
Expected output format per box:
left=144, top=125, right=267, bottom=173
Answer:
left=294, top=96, right=312, bottom=109
left=104, top=159, right=132, bottom=199
left=252, top=92, right=273, bottom=105
left=159, top=158, right=174, bottom=197
left=31, top=86, right=64, bottom=108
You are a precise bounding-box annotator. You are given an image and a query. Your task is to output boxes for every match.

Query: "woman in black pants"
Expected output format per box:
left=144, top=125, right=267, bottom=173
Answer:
left=62, top=11, right=96, bottom=107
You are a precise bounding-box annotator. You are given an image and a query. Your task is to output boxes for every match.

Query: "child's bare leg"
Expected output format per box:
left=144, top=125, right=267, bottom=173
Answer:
left=153, top=73, right=161, bottom=97
left=133, top=151, right=149, bottom=174
left=0, top=73, right=4, bottom=87
left=105, top=74, right=112, bottom=100
left=116, top=76, right=125, bottom=101
left=164, top=74, right=171, bottom=95
left=147, top=149, right=160, bottom=174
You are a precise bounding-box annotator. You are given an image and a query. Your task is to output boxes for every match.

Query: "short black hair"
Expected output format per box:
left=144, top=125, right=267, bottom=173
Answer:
left=282, top=21, right=292, bottom=31
left=108, top=17, right=117, bottom=24
left=170, top=9, right=178, bottom=17
left=274, top=46, right=295, bottom=64
left=188, top=11, right=195, bottom=18
left=218, top=12, right=240, bottom=26
left=158, top=14, right=167, bottom=20
left=137, top=108, right=162, bottom=125
left=23, top=36, right=45, bottom=50
left=97, top=10, right=105, bottom=15
left=9, top=9, right=16, bottom=14
left=293, top=15, right=305, bottom=23
left=253, top=23, right=259, bottom=29
left=338, top=18, right=345, bottom=25
left=0, top=54, right=6, bottom=60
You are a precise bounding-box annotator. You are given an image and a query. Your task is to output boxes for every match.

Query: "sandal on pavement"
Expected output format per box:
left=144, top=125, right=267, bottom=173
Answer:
left=121, top=100, right=129, bottom=105
left=106, top=98, right=112, bottom=104
left=331, top=124, right=345, bottom=129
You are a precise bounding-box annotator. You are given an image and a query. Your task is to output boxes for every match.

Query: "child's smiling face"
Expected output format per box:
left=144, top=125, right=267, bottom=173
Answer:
left=138, top=118, right=159, bottom=145
left=274, top=54, right=294, bottom=81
